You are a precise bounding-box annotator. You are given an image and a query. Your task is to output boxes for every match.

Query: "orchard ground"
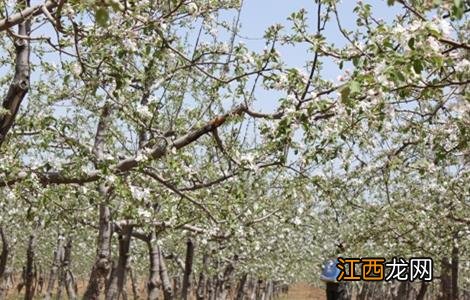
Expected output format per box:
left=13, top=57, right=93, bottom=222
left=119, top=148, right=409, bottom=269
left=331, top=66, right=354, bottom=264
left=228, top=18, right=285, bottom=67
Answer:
left=9, top=278, right=326, bottom=299
left=279, top=283, right=326, bottom=300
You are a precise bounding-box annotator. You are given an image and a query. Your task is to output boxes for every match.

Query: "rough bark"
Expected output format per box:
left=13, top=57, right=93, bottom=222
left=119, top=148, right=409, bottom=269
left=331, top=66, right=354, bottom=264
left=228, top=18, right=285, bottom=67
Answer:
left=64, top=270, right=77, bottom=300
left=451, top=244, right=459, bottom=300
left=106, top=225, right=133, bottom=300
left=37, top=267, right=44, bottom=295
left=181, top=238, right=195, bottom=300
left=158, top=246, right=173, bottom=300
left=196, top=254, right=208, bottom=300
left=440, top=257, right=452, bottom=300
left=147, top=231, right=161, bottom=300
left=85, top=102, right=115, bottom=299
left=1, top=250, right=14, bottom=299
left=84, top=202, right=113, bottom=299
left=392, top=281, right=409, bottom=300
left=172, top=277, right=180, bottom=299
left=0, top=227, right=8, bottom=278
left=0, top=0, right=31, bottom=148
left=416, top=281, right=428, bottom=300
left=209, top=257, right=220, bottom=300
left=266, top=281, right=274, bottom=300
left=207, top=277, right=215, bottom=300
left=235, top=273, right=248, bottom=300
left=0, top=227, right=9, bottom=299
left=24, top=233, right=37, bottom=300
left=44, top=236, right=64, bottom=300
left=59, top=238, right=77, bottom=300
left=248, top=278, right=257, bottom=300
left=219, top=259, right=235, bottom=300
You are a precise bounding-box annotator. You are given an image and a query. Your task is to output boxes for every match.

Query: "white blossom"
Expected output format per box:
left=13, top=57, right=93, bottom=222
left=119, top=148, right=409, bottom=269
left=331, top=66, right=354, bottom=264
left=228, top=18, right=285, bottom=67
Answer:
left=427, top=37, right=441, bottom=52
left=455, top=59, right=470, bottom=72
left=187, top=2, right=198, bottom=16
left=136, top=104, right=153, bottom=119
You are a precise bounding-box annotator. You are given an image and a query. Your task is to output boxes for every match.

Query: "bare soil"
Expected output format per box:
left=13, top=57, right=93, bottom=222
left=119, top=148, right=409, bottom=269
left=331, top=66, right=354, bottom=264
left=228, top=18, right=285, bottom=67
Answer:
left=279, top=282, right=326, bottom=300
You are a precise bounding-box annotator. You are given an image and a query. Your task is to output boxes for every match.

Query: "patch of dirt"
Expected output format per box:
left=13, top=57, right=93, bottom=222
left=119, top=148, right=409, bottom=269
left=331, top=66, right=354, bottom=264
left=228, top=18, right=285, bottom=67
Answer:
left=279, top=282, right=326, bottom=300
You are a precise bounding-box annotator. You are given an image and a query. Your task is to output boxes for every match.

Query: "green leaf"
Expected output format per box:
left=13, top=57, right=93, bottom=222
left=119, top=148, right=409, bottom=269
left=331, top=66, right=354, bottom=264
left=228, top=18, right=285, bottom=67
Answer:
left=340, top=86, right=355, bottom=108
left=452, top=0, right=464, bottom=19
left=387, top=0, right=395, bottom=5
left=95, top=8, right=109, bottom=27
left=396, top=71, right=405, bottom=82
left=408, top=38, right=415, bottom=50
left=350, top=81, right=361, bottom=94
left=352, top=57, right=360, bottom=67
left=413, top=60, right=423, bottom=74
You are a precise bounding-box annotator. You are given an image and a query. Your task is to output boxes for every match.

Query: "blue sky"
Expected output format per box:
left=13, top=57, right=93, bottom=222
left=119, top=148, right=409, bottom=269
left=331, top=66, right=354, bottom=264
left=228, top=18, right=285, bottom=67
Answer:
left=1, top=1, right=402, bottom=126
left=227, top=0, right=400, bottom=113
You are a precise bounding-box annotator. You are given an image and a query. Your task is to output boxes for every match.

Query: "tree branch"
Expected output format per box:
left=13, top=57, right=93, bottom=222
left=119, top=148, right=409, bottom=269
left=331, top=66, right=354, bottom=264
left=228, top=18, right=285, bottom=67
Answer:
left=0, top=1, right=57, bottom=32
left=0, top=0, right=31, bottom=147
left=1, top=105, right=247, bottom=187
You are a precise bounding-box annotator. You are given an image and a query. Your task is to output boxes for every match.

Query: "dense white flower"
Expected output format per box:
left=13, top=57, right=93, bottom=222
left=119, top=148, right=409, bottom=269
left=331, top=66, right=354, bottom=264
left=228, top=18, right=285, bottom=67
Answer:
left=455, top=59, right=470, bottom=72
left=408, top=20, right=423, bottom=32
left=5, top=189, right=15, bottom=201
left=130, top=185, right=150, bottom=201
left=106, top=174, right=117, bottom=184
left=427, top=37, right=441, bottom=52
left=219, top=43, right=230, bottom=53
left=187, top=2, right=198, bottom=15
left=136, top=104, right=153, bottom=119
left=123, top=38, right=138, bottom=52
left=137, top=207, right=152, bottom=218
left=293, top=216, right=302, bottom=225
left=286, top=94, right=296, bottom=104
left=71, top=63, right=82, bottom=76
left=135, top=151, right=147, bottom=162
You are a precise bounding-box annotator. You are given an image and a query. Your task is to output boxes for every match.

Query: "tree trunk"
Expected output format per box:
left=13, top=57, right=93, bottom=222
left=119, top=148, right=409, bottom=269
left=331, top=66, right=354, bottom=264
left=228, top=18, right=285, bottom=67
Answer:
left=147, top=231, right=161, bottom=300
left=85, top=100, right=114, bottom=299
left=0, top=0, right=31, bottom=147
left=128, top=266, right=138, bottom=300
left=268, top=282, right=274, bottom=300
left=45, top=236, right=64, bottom=300
left=0, top=227, right=9, bottom=299
left=172, top=277, right=180, bottom=300
left=416, top=281, right=428, bottom=300
left=84, top=202, right=113, bottom=299
left=37, top=267, right=44, bottom=295
left=106, top=225, right=133, bottom=300
left=235, top=273, right=248, bottom=300
left=248, top=278, right=257, bottom=300
left=392, top=281, right=409, bottom=300
left=207, top=277, right=215, bottom=300
left=440, top=257, right=452, bottom=300
left=181, top=237, right=195, bottom=300
left=158, top=246, right=173, bottom=300
left=24, top=233, right=37, bottom=300
left=59, top=238, right=77, bottom=300
left=196, top=254, right=208, bottom=300
left=256, top=280, right=264, bottom=300
left=451, top=243, right=459, bottom=300
left=219, top=260, right=235, bottom=300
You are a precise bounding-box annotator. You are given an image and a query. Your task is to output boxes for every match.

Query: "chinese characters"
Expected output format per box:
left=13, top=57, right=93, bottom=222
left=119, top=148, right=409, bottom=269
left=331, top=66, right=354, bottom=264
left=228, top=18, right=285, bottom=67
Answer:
left=336, top=257, right=433, bottom=282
